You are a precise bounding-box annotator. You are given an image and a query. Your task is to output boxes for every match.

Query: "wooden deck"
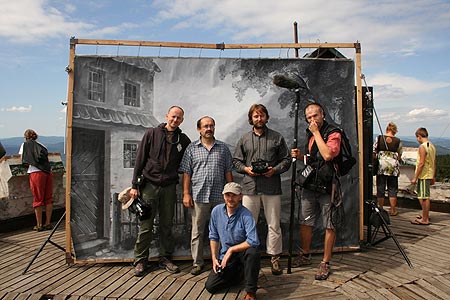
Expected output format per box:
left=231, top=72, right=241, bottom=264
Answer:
left=1, top=207, right=450, bottom=300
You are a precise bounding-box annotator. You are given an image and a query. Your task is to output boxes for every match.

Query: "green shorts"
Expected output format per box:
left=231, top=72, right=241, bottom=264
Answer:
left=416, top=179, right=431, bottom=199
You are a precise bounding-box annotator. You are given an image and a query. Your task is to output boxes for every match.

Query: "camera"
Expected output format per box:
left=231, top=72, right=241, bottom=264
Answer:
left=216, top=259, right=223, bottom=275
left=251, top=159, right=269, bottom=174
left=129, top=196, right=152, bottom=220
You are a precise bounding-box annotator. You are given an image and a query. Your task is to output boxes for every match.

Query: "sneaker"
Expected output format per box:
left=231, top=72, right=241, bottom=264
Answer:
left=243, top=292, right=257, bottom=300
left=134, top=261, right=147, bottom=277
left=159, top=257, right=180, bottom=274
left=292, top=253, right=312, bottom=267
left=270, top=256, right=282, bottom=275
left=315, top=261, right=330, bottom=280
left=190, top=265, right=203, bottom=276
left=33, top=225, right=43, bottom=232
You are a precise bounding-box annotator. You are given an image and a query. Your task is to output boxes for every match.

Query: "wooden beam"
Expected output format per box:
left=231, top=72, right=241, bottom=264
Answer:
left=73, top=38, right=358, bottom=50
left=355, top=43, right=365, bottom=241
left=65, top=37, right=76, bottom=265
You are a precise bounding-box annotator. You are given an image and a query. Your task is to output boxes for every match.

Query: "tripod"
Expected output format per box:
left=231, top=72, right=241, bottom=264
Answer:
left=366, top=201, right=413, bottom=267
left=23, top=211, right=73, bottom=274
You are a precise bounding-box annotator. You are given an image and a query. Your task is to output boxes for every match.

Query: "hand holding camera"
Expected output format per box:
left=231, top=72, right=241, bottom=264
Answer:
left=251, top=159, right=269, bottom=174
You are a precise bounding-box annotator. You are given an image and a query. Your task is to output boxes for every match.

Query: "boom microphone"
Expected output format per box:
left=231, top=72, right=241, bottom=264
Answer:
left=273, top=75, right=300, bottom=89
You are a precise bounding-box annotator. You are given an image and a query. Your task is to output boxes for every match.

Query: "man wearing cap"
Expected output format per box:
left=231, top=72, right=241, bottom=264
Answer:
left=179, top=116, right=233, bottom=276
left=205, top=182, right=260, bottom=300
left=130, top=106, right=191, bottom=277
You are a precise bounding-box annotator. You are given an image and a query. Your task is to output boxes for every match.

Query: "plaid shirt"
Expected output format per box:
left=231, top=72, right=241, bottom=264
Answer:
left=179, top=139, right=233, bottom=203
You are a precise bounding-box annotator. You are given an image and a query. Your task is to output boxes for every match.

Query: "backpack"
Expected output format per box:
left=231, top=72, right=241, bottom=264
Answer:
left=324, top=127, right=357, bottom=176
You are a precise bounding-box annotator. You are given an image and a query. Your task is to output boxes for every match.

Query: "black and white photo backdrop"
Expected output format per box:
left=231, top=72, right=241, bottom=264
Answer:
left=70, top=55, right=359, bottom=261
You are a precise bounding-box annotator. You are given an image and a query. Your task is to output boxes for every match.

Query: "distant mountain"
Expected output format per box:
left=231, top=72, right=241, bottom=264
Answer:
left=1, top=136, right=65, bottom=158
left=373, top=135, right=450, bottom=155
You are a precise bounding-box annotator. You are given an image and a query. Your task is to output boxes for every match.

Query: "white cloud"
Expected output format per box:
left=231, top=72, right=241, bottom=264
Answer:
left=153, top=0, right=450, bottom=57
left=0, top=0, right=136, bottom=43
left=369, top=73, right=450, bottom=101
left=408, top=108, right=447, bottom=117
left=3, top=105, right=32, bottom=112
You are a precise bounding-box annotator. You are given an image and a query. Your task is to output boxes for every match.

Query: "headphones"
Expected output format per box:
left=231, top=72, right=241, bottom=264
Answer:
left=304, top=102, right=326, bottom=121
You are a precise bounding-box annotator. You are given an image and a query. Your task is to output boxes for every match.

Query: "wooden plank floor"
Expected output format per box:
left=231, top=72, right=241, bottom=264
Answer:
left=1, top=207, right=450, bottom=300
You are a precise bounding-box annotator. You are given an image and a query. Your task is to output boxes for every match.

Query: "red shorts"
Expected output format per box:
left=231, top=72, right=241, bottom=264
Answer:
left=29, top=171, right=53, bottom=208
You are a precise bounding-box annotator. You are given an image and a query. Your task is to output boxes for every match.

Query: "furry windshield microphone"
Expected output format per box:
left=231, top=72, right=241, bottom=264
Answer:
left=273, top=75, right=300, bottom=89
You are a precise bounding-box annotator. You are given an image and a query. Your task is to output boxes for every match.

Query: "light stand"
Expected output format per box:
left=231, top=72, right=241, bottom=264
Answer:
left=361, top=74, right=413, bottom=268
left=23, top=212, right=73, bottom=274
left=366, top=201, right=413, bottom=267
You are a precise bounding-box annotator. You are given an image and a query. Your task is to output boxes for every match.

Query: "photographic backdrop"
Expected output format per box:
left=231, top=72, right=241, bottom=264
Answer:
left=70, top=55, right=359, bottom=261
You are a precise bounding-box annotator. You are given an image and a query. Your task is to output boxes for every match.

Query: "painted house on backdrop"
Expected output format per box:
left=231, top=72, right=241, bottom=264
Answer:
left=71, top=56, right=161, bottom=258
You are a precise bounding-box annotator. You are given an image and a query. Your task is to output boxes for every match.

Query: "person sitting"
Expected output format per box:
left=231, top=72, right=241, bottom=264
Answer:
left=205, top=182, right=260, bottom=300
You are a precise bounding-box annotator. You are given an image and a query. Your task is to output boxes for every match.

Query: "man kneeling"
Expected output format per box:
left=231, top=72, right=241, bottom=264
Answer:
left=205, top=182, right=260, bottom=300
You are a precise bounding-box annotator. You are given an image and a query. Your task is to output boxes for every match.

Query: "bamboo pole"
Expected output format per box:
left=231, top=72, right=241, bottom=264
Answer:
left=65, top=38, right=76, bottom=264
left=73, top=38, right=357, bottom=50
left=355, top=43, right=365, bottom=241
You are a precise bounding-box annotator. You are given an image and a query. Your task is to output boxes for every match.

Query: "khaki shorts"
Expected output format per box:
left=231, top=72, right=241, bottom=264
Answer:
left=300, top=188, right=333, bottom=229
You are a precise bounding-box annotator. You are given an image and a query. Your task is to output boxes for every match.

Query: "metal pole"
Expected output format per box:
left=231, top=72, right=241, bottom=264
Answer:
left=293, top=22, right=299, bottom=58
left=287, top=90, right=301, bottom=274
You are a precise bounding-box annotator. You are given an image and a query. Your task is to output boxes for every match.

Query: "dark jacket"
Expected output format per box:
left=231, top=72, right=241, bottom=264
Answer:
left=22, top=140, right=51, bottom=173
left=304, top=121, right=341, bottom=192
left=132, top=123, right=190, bottom=188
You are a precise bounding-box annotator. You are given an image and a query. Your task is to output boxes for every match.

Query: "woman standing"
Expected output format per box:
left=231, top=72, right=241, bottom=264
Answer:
left=19, top=129, right=53, bottom=231
left=373, top=122, right=403, bottom=216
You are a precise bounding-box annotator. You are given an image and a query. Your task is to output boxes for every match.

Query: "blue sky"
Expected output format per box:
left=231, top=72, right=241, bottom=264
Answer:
left=1, top=0, right=450, bottom=139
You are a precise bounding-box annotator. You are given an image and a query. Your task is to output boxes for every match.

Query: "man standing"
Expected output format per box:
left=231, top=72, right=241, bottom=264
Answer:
left=205, top=182, right=260, bottom=300
left=411, top=127, right=436, bottom=226
left=233, top=104, right=291, bottom=275
left=130, top=106, right=191, bottom=277
left=291, top=102, right=342, bottom=280
left=179, top=116, right=233, bottom=276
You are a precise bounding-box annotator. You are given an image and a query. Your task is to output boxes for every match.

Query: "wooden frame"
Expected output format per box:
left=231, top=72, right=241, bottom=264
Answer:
left=65, top=38, right=364, bottom=264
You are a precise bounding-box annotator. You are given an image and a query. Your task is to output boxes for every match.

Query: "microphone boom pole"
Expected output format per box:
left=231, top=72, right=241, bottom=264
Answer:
left=287, top=89, right=300, bottom=274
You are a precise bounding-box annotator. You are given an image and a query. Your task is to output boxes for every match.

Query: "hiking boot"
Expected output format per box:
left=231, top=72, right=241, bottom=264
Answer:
left=243, top=292, right=257, bottom=300
left=134, top=261, right=147, bottom=277
left=159, top=257, right=180, bottom=274
left=190, top=265, right=203, bottom=276
left=315, top=261, right=330, bottom=280
left=270, top=256, right=282, bottom=275
left=292, top=253, right=312, bottom=267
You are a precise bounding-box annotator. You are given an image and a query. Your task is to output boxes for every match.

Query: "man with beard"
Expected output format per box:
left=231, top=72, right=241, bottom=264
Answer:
left=233, top=104, right=291, bottom=275
left=180, top=116, right=233, bottom=276
left=130, top=106, right=191, bottom=277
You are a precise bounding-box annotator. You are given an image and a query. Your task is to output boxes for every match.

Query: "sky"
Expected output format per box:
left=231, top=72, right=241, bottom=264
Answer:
left=1, top=0, right=450, bottom=139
